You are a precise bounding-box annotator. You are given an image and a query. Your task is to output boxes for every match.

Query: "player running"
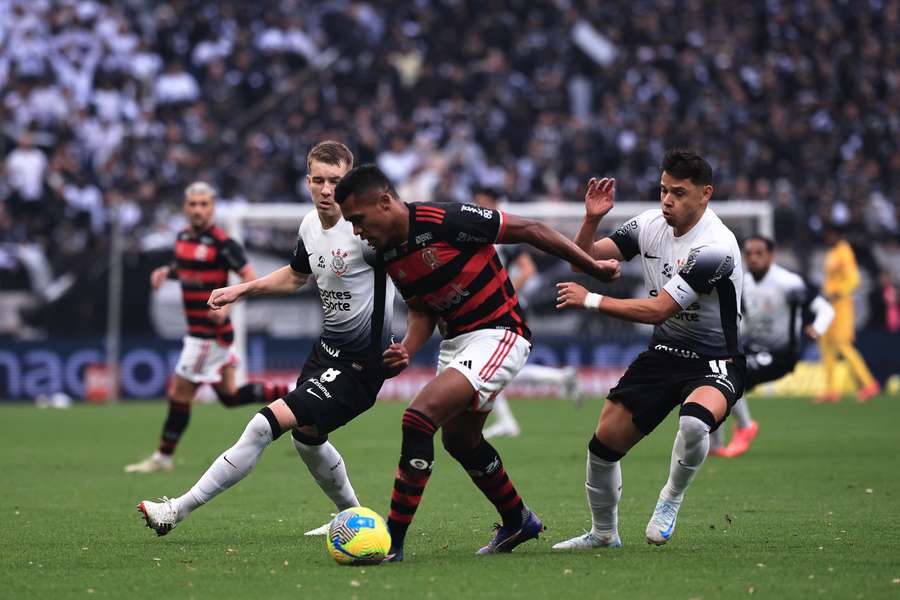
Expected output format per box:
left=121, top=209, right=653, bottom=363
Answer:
left=137, top=142, right=397, bottom=536
left=709, top=236, right=834, bottom=457
left=554, top=149, right=744, bottom=549
left=334, top=164, right=619, bottom=562
left=472, top=187, right=580, bottom=439
left=125, top=182, right=288, bottom=474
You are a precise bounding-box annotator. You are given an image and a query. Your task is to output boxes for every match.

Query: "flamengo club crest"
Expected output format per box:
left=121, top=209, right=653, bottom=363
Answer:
left=194, top=245, right=209, bottom=261
left=422, top=248, right=441, bottom=270
left=330, top=248, right=350, bottom=277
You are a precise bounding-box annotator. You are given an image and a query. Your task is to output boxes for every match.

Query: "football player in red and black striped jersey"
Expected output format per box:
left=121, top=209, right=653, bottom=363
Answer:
left=125, top=182, right=288, bottom=474
left=335, top=164, right=619, bottom=561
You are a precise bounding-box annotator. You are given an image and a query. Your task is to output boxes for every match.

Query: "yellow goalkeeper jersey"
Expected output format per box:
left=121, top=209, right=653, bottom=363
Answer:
left=822, top=239, right=859, bottom=341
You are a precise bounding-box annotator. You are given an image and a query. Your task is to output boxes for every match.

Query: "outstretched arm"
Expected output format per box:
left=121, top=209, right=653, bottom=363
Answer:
left=500, top=214, right=619, bottom=282
left=556, top=282, right=681, bottom=324
left=208, top=266, right=309, bottom=310
left=573, top=177, right=625, bottom=262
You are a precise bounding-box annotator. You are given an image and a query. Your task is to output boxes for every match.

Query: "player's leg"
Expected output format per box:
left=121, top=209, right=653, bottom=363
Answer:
left=442, top=410, right=542, bottom=554
left=125, top=374, right=198, bottom=473
left=553, top=398, right=643, bottom=550
left=837, top=343, right=880, bottom=402
left=138, top=400, right=296, bottom=536
left=482, top=392, right=520, bottom=438
left=517, top=363, right=580, bottom=403
left=647, top=385, right=728, bottom=545
left=212, top=364, right=290, bottom=408
left=816, top=337, right=841, bottom=403
left=292, top=426, right=359, bottom=516
left=385, top=368, right=474, bottom=560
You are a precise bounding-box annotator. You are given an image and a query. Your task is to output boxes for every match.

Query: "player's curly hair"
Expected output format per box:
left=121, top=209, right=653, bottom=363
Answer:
left=662, top=148, right=713, bottom=186
left=334, top=164, right=397, bottom=205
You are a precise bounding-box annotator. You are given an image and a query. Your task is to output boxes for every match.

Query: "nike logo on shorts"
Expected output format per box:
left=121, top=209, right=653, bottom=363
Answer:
left=306, top=389, right=324, bottom=401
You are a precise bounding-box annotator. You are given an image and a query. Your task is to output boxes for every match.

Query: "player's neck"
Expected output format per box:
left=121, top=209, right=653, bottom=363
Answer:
left=672, top=208, right=706, bottom=238
left=190, top=222, right=212, bottom=235
left=752, top=266, right=770, bottom=282
left=316, top=208, right=341, bottom=230
left=387, top=203, right=410, bottom=249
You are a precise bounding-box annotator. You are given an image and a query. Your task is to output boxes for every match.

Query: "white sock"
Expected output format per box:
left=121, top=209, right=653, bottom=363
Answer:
left=172, top=413, right=274, bottom=520
left=731, top=396, right=753, bottom=429
left=709, top=427, right=724, bottom=450
left=660, top=416, right=710, bottom=505
left=586, top=451, right=621, bottom=538
left=516, top=364, right=566, bottom=385
left=490, top=394, right=518, bottom=428
left=292, top=436, right=359, bottom=511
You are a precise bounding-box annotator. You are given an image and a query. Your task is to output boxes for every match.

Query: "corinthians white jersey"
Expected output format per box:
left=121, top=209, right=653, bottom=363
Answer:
left=609, top=208, right=743, bottom=358
left=742, top=263, right=831, bottom=353
left=290, top=211, right=395, bottom=358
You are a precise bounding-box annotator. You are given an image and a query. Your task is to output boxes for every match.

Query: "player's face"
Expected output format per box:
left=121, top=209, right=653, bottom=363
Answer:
left=184, top=192, right=214, bottom=230
left=659, top=172, right=712, bottom=234
left=340, top=191, right=400, bottom=251
left=743, top=239, right=773, bottom=276
left=307, top=159, right=349, bottom=216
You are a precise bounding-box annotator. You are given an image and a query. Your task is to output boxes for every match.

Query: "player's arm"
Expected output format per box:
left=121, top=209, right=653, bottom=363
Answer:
left=573, top=177, right=626, bottom=263
left=801, top=281, right=835, bottom=339
left=209, top=265, right=310, bottom=310
left=500, top=214, right=619, bottom=282
left=556, top=282, right=681, bottom=324
left=383, top=308, right=437, bottom=372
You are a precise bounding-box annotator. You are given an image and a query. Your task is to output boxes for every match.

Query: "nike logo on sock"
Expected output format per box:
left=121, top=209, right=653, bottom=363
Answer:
left=223, top=455, right=237, bottom=469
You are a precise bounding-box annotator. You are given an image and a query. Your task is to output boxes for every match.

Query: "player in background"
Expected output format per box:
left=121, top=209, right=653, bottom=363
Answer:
left=137, top=142, right=397, bottom=536
left=709, top=236, right=834, bottom=457
left=473, top=187, right=580, bottom=439
left=554, top=149, right=744, bottom=549
left=125, top=182, right=288, bottom=474
left=816, top=225, right=880, bottom=403
left=334, top=164, right=619, bottom=562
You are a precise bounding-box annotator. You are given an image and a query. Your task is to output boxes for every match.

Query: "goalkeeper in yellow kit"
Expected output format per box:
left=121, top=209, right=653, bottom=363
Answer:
left=817, top=227, right=880, bottom=403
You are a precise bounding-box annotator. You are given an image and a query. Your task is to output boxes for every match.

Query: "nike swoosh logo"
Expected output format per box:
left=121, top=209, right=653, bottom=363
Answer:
left=306, top=388, right=323, bottom=401
left=223, top=455, right=237, bottom=469
left=660, top=520, right=675, bottom=539
left=677, top=285, right=688, bottom=294
left=643, top=252, right=660, bottom=259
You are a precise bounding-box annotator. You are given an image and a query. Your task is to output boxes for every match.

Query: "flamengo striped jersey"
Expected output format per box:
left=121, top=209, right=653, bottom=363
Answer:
left=381, top=202, right=531, bottom=341
left=172, top=225, right=248, bottom=345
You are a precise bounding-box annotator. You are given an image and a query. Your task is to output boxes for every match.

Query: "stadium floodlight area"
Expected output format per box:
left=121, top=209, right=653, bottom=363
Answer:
left=218, top=200, right=772, bottom=382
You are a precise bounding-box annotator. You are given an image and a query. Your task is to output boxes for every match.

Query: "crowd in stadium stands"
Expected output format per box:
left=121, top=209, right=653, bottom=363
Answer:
left=0, top=0, right=898, bottom=334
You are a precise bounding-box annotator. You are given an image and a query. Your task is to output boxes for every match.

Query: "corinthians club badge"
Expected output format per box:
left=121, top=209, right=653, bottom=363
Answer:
left=331, top=248, right=350, bottom=277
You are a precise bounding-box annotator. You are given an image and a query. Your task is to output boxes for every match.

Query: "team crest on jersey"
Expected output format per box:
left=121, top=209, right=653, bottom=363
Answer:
left=194, top=245, right=209, bottom=261
left=422, top=248, right=441, bottom=270
left=662, top=263, right=674, bottom=278
left=330, top=249, right=350, bottom=277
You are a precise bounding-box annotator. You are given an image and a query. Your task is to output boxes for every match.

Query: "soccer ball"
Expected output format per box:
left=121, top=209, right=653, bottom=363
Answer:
left=326, top=507, right=391, bottom=565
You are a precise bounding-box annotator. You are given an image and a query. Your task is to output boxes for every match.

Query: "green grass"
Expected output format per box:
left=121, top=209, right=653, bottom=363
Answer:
left=1, top=395, right=899, bottom=599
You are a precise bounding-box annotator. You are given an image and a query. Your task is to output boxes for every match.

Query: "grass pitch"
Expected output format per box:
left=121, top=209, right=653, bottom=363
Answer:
left=1, top=395, right=898, bottom=599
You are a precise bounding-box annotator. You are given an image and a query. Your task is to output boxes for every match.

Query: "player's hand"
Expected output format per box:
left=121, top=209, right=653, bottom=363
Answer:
left=594, top=258, right=620, bottom=281
left=584, top=177, right=616, bottom=221
left=150, top=266, right=170, bottom=289
left=208, top=285, right=243, bottom=310
left=804, top=325, right=820, bottom=340
left=382, top=342, right=410, bottom=375
left=207, top=305, right=230, bottom=324
left=555, top=282, right=589, bottom=309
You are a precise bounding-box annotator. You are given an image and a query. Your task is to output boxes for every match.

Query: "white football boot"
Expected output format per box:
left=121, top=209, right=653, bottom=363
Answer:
left=483, top=420, right=521, bottom=439
left=645, top=499, right=680, bottom=545
left=125, top=452, right=173, bottom=474
left=138, top=497, right=178, bottom=536
left=552, top=531, right=622, bottom=550
left=304, top=514, right=337, bottom=536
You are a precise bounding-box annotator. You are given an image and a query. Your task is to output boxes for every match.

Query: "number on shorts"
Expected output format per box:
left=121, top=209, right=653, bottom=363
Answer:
left=708, top=360, right=729, bottom=374
left=320, top=368, right=341, bottom=383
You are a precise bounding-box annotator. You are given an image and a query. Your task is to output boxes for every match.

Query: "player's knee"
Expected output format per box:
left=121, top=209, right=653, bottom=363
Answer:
left=678, top=403, right=714, bottom=445
left=257, top=406, right=286, bottom=440
left=588, top=435, right=625, bottom=462
left=440, top=429, right=481, bottom=460
left=291, top=426, right=326, bottom=446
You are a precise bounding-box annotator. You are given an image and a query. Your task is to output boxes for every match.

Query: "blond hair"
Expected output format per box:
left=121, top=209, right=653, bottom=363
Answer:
left=307, top=141, right=354, bottom=171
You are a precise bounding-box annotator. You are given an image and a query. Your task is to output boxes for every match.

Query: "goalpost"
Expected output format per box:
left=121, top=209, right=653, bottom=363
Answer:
left=219, top=200, right=772, bottom=382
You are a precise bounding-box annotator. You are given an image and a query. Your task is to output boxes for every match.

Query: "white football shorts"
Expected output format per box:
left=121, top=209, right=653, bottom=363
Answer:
left=436, top=328, right=531, bottom=412
left=174, top=335, right=238, bottom=384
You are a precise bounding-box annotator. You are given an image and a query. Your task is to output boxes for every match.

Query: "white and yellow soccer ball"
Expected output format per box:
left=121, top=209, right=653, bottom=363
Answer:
left=326, top=507, right=391, bottom=565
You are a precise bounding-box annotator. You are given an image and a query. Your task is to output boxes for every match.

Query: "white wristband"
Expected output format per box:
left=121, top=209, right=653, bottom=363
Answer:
left=584, top=292, right=604, bottom=310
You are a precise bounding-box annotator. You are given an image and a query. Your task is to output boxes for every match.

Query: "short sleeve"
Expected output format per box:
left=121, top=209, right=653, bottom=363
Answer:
left=220, top=238, right=249, bottom=272
left=290, top=234, right=312, bottom=274
left=607, top=215, right=642, bottom=261
left=432, top=202, right=503, bottom=245
left=663, top=244, right=735, bottom=308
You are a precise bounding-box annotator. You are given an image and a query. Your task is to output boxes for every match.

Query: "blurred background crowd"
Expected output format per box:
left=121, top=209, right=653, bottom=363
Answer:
left=1, top=0, right=898, bottom=338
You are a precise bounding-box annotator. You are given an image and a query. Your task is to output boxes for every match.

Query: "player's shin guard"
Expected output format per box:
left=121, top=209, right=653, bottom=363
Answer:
left=387, top=408, right=437, bottom=551
left=171, top=407, right=284, bottom=520
left=217, top=382, right=289, bottom=407
left=158, top=397, right=191, bottom=456
left=587, top=435, right=623, bottom=538
left=451, top=438, right=526, bottom=528
left=292, top=430, right=359, bottom=511
left=660, top=406, right=714, bottom=504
